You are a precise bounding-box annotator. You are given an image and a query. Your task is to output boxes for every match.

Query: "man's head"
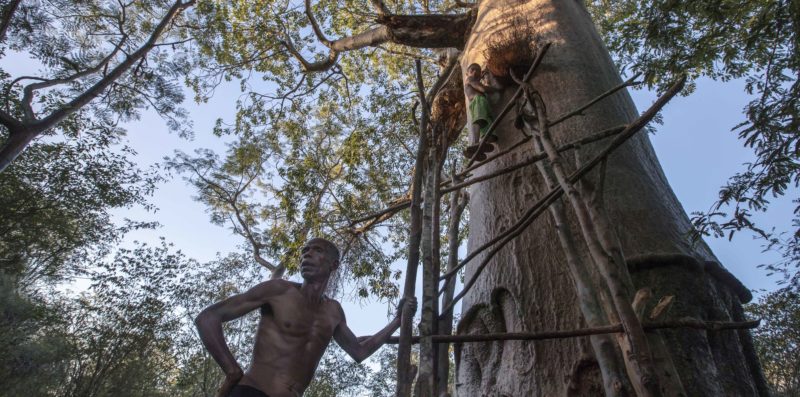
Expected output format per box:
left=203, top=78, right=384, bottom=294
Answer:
left=300, top=238, right=340, bottom=281
left=467, top=63, right=482, bottom=78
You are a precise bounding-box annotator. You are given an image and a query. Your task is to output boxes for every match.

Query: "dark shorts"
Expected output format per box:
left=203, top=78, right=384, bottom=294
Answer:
left=228, top=385, right=269, bottom=397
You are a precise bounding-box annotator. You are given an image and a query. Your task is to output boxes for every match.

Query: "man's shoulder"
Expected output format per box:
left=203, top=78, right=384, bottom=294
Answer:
left=249, top=279, right=298, bottom=297
left=323, top=297, right=345, bottom=318
left=324, top=296, right=342, bottom=307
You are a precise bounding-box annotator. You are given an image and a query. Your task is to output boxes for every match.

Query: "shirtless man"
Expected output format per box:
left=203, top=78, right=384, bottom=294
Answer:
left=195, top=238, right=416, bottom=397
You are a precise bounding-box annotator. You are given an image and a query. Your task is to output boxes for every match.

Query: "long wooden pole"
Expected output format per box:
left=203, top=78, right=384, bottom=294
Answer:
left=417, top=100, right=438, bottom=397
left=387, top=319, right=760, bottom=344
left=527, top=130, right=632, bottom=396
left=531, top=88, right=663, bottom=397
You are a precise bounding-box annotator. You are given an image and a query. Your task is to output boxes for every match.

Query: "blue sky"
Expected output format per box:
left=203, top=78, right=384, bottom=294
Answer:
left=110, top=75, right=791, bottom=334
left=3, top=50, right=791, bottom=335
left=636, top=79, right=793, bottom=295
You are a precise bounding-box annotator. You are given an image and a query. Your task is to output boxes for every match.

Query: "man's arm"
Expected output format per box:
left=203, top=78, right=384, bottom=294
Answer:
left=467, top=77, right=488, bottom=94
left=333, top=297, right=417, bottom=363
left=194, top=280, right=286, bottom=394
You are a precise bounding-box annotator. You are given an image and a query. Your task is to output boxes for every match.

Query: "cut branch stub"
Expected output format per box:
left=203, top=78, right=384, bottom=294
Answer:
left=633, top=288, right=653, bottom=321
left=286, top=9, right=476, bottom=73
left=649, top=296, right=675, bottom=320
left=377, top=12, right=476, bottom=49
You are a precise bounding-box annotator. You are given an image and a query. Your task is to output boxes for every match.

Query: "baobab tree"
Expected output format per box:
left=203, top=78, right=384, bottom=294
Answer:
left=186, top=0, right=776, bottom=395
left=452, top=1, right=765, bottom=396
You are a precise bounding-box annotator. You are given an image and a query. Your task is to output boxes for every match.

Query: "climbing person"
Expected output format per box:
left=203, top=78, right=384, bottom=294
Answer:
left=463, top=63, right=498, bottom=161
left=195, top=237, right=417, bottom=397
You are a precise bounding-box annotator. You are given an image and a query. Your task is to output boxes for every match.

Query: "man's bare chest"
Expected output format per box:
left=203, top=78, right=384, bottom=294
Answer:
left=260, top=292, right=339, bottom=342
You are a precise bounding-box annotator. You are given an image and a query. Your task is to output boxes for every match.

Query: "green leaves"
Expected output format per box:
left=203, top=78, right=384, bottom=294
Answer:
left=588, top=0, right=800, bottom=276
left=746, top=282, right=800, bottom=395
left=0, top=118, right=161, bottom=286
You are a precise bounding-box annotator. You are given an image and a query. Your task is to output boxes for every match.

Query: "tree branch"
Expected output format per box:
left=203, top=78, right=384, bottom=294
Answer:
left=349, top=195, right=412, bottom=225
left=281, top=36, right=340, bottom=73
left=32, top=0, right=195, bottom=132
left=329, top=26, right=392, bottom=52
left=370, top=0, right=391, bottom=15
left=286, top=7, right=474, bottom=73
left=295, top=0, right=393, bottom=72
left=0, top=108, right=22, bottom=131
left=304, top=0, right=331, bottom=46
left=0, top=0, right=21, bottom=42
left=229, top=181, right=278, bottom=273
left=185, top=159, right=278, bottom=272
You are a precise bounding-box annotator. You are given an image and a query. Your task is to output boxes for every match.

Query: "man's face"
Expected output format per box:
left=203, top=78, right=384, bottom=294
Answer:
left=468, top=66, right=480, bottom=79
left=300, top=240, right=337, bottom=281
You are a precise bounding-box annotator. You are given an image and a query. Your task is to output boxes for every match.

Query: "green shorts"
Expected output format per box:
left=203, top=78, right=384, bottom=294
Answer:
left=469, top=94, right=493, bottom=137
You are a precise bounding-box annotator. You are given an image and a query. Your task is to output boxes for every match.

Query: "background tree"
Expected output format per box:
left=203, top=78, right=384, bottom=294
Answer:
left=0, top=0, right=195, bottom=172
left=54, top=241, right=186, bottom=397
left=0, top=274, right=71, bottom=397
left=586, top=0, right=800, bottom=284
left=746, top=282, right=800, bottom=396
left=0, top=119, right=160, bottom=286
left=0, top=121, right=162, bottom=396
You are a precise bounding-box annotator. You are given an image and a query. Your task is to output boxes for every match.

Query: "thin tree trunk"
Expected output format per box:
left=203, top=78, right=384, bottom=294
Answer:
left=396, top=59, right=431, bottom=397
left=437, top=166, right=466, bottom=397
left=417, top=130, right=438, bottom=397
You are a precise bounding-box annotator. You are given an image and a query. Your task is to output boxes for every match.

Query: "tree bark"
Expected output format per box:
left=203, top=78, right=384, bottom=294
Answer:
left=456, top=0, right=765, bottom=396
left=417, top=128, right=439, bottom=397
left=0, top=127, right=35, bottom=172
left=437, top=170, right=466, bottom=397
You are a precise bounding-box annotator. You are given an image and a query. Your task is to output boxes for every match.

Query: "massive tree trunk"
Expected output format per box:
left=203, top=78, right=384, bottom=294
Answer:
left=455, top=0, right=767, bottom=395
